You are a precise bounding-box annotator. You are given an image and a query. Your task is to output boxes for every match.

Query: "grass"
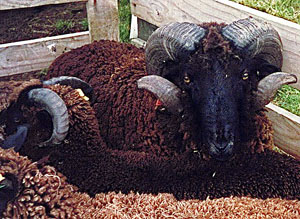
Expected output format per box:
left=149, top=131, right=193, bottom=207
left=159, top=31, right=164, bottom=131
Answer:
left=273, top=85, right=300, bottom=116
left=80, top=18, right=89, bottom=31
left=118, top=0, right=131, bottom=43
left=230, top=0, right=300, bottom=24
left=55, top=19, right=74, bottom=33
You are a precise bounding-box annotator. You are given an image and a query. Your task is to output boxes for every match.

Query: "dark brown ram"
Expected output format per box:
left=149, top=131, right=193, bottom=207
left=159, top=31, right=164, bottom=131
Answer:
left=138, top=18, right=297, bottom=160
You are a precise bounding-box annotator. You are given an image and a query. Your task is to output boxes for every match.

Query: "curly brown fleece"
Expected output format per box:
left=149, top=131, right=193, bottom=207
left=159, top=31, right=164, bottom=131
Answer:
left=1, top=148, right=299, bottom=218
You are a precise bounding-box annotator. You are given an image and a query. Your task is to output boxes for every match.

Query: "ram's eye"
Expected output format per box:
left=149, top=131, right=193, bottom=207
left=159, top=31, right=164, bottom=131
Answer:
left=242, top=72, right=249, bottom=80
left=184, top=76, right=191, bottom=84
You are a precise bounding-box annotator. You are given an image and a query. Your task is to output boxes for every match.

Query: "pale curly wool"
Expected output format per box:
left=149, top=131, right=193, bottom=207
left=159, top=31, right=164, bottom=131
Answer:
left=78, top=192, right=300, bottom=218
left=0, top=148, right=88, bottom=218
left=1, top=148, right=299, bottom=218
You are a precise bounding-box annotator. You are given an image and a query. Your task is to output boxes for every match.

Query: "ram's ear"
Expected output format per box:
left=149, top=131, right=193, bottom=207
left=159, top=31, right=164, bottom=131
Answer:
left=2, top=125, right=29, bottom=151
left=254, top=60, right=281, bottom=80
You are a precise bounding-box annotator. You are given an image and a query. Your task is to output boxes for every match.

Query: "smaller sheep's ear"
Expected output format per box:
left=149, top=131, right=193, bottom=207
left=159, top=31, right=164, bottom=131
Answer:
left=2, top=124, right=29, bottom=151
left=137, top=75, right=183, bottom=115
left=254, top=72, right=297, bottom=108
left=28, top=88, right=69, bottom=147
left=42, top=76, right=95, bottom=102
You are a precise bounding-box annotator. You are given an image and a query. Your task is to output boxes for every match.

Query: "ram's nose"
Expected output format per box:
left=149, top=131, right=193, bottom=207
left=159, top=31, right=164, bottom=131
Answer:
left=209, top=141, right=234, bottom=161
left=207, top=126, right=235, bottom=161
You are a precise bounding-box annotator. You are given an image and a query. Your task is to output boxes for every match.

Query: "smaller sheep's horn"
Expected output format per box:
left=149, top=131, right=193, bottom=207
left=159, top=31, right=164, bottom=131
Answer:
left=137, top=75, right=183, bottom=114
left=43, top=76, right=94, bottom=101
left=28, top=88, right=69, bottom=147
left=255, top=72, right=297, bottom=108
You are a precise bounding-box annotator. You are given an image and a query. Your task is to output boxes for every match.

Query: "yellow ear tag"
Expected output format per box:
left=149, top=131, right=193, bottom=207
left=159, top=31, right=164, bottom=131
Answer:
left=75, top=89, right=89, bottom=101
left=0, top=174, right=5, bottom=182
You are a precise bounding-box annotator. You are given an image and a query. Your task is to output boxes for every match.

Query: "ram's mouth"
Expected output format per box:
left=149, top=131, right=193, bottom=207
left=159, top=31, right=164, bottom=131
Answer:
left=208, top=141, right=234, bottom=161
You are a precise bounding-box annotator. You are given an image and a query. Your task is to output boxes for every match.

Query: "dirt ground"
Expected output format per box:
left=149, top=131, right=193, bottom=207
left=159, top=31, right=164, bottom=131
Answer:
left=0, top=2, right=87, bottom=81
left=0, top=2, right=87, bottom=44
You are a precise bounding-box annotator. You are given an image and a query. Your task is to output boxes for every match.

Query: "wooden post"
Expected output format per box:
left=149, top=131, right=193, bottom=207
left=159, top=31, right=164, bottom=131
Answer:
left=86, top=0, right=120, bottom=42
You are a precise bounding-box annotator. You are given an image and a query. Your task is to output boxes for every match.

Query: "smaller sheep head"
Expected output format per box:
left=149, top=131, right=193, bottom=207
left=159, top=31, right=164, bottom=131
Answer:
left=0, top=173, right=18, bottom=214
left=0, top=76, right=93, bottom=151
left=138, top=18, right=297, bottom=161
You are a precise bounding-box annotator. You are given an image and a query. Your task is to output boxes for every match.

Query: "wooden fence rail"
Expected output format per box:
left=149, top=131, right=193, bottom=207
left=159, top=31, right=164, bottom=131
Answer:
left=0, top=0, right=119, bottom=77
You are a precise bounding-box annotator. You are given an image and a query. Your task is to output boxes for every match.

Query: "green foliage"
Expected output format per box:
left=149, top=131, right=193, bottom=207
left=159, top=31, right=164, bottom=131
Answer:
left=118, top=0, right=131, bottom=42
left=273, top=85, right=300, bottom=116
left=55, top=19, right=74, bottom=33
left=231, top=0, right=300, bottom=24
left=81, top=18, right=89, bottom=31
left=36, top=68, right=48, bottom=80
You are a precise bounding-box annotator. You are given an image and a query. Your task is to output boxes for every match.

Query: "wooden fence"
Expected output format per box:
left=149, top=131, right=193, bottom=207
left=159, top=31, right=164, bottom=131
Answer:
left=0, top=0, right=119, bottom=77
left=130, top=0, right=300, bottom=158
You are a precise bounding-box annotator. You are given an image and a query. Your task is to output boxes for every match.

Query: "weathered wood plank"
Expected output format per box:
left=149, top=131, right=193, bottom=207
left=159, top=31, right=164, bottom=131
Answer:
left=266, top=103, right=300, bottom=160
left=0, top=32, right=90, bottom=77
left=131, top=0, right=300, bottom=89
left=0, top=0, right=87, bottom=10
left=86, top=0, right=119, bottom=42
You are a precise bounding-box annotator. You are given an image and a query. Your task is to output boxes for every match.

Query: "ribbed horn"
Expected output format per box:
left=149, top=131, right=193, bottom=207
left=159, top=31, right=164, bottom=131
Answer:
left=222, top=17, right=283, bottom=69
left=137, top=75, right=183, bottom=115
left=255, top=72, right=297, bottom=108
left=146, top=22, right=207, bottom=76
left=28, top=88, right=69, bottom=147
left=43, top=76, right=94, bottom=102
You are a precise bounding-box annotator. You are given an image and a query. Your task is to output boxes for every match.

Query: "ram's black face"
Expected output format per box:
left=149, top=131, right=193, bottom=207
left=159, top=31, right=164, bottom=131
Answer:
left=180, top=54, right=251, bottom=161
left=143, top=19, right=294, bottom=161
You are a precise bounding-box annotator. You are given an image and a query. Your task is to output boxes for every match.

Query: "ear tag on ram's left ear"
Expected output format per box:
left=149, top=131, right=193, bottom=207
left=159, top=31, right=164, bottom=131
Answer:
left=75, top=89, right=89, bottom=101
left=154, top=99, right=166, bottom=112
left=0, top=174, right=5, bottom=188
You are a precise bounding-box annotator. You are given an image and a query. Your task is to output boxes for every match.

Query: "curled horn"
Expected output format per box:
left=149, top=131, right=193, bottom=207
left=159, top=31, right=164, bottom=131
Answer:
left=28, top=88, right=69, bottom=147
left=137, top=75, right=183, bottom=115
left=222, top=18, right=291, bottom=107
left=43, top=76, right=94, bottom=102
left=222, top=17, right=283, bottom=69
left=145, top=22, right=207, bottom=76
left=255, top=72, right=297, bottom=108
